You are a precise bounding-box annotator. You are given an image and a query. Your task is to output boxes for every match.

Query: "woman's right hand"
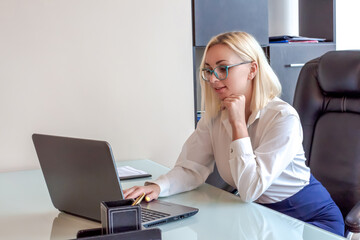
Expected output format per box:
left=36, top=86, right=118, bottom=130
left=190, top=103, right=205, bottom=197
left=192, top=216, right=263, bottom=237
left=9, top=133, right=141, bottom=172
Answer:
left=123, top=184, right=161, bottom=202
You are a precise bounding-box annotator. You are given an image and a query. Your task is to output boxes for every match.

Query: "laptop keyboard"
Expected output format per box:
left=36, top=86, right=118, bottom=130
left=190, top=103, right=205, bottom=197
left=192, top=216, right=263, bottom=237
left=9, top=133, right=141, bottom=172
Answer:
left=141, top=208, right=170, bottom=222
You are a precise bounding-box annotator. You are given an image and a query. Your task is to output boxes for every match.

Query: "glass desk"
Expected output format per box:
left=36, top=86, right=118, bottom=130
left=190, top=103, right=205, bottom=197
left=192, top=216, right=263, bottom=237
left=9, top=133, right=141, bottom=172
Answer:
left=0, top=159, right=346, bottom=240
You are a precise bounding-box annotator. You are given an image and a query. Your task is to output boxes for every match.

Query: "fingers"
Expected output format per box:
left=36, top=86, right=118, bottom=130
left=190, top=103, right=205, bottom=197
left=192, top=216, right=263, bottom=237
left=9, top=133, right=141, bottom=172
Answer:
left=122, top=186, right=140, bottom=198
left=222, top=95, right=246, bottom=110
left=123, top=186, right=147, bottom=199
left=144, top=191, right=159, bottom=202
left=223, top=94, right=245, bottom=102
left=144, top=184, right=161, bottom=202
left=123, top=184, right=160, bottom=202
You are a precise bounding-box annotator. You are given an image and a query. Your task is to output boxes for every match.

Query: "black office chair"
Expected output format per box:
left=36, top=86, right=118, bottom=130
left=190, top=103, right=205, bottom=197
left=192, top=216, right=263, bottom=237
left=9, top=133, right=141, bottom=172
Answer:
left=293, top=50, right=360, bottom=239
left=205, top=163, right=237, bottom=193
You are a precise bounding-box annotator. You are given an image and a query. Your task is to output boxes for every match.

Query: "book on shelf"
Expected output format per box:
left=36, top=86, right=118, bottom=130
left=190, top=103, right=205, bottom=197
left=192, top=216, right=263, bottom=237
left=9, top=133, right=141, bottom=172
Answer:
left=269, top=35, right=326, bottom=43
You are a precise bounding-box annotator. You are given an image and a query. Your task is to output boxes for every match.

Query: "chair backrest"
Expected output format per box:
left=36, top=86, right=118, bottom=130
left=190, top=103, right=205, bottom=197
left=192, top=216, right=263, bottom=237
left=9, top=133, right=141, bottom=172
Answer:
left=205, top=163, right=236, bottom=193
left=293, top=50, right=360, bottom=218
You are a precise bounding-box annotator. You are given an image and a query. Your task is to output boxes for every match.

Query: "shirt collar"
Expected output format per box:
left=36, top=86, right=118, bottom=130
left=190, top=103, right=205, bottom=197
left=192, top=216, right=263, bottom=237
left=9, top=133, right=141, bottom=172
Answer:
left=247, top=109, right=261, bottom=127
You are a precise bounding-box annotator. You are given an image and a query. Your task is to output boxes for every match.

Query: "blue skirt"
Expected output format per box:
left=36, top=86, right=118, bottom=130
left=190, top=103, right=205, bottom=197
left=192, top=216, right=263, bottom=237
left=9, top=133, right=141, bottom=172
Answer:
left=260, top=174, right=344, bottom=236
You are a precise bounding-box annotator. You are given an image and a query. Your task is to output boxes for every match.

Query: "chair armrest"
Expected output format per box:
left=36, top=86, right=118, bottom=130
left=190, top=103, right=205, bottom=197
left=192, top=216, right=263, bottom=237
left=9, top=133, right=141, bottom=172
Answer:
left=345, top=201, right=360, bottom=233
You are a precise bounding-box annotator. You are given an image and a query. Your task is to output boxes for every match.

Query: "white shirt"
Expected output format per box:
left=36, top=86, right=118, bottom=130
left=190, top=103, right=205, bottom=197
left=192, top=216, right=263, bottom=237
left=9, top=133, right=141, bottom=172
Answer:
left=151, top=97, right=310, bottom=204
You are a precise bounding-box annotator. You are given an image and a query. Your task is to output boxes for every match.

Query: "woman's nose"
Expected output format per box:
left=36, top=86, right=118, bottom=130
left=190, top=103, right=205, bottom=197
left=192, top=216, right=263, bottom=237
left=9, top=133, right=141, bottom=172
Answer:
left=208, top=73, right=219, bottom=83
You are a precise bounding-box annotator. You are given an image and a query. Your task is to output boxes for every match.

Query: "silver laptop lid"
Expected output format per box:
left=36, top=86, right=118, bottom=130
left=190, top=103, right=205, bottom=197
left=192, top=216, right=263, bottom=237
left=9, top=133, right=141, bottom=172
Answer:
left=32, top=133, right=124, bottom=221
left=33, top=133, right=199, bottom=225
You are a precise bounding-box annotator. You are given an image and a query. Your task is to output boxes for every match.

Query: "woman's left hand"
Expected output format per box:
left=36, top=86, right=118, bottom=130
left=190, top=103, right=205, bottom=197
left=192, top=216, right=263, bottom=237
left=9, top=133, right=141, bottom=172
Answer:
left=221, top=94, right=249, bottom=140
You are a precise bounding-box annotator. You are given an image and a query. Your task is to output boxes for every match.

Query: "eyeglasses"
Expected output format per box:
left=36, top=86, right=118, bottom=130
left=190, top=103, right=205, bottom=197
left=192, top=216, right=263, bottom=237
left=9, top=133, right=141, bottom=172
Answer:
left=201, top=61, right=252, bottom=82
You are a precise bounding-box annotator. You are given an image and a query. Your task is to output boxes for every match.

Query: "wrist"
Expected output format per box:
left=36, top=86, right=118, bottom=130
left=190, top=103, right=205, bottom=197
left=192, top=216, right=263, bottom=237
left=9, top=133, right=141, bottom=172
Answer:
left=231, top=122, right=248, bottom=141
left=145, top=182, right=161, bottom=193
left=152, top=183, right=160, bottom=193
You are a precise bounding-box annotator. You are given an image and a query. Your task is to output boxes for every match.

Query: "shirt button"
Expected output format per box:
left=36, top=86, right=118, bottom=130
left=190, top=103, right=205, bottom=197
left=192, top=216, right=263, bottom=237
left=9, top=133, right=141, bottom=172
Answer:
left=231, top=148, right=233, bottom=153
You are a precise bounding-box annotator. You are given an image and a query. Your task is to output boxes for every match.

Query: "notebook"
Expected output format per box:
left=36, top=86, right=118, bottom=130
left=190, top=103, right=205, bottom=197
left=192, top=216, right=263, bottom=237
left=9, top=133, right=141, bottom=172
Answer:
left=117, top=166, right=152, bottom=180
left=32, top=133, right=198, bottom=228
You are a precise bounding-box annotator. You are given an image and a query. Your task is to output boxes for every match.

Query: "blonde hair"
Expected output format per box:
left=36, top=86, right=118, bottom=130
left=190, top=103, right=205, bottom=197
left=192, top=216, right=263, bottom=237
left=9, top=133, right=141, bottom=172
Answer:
left=200, top=31, right=281, bottom=120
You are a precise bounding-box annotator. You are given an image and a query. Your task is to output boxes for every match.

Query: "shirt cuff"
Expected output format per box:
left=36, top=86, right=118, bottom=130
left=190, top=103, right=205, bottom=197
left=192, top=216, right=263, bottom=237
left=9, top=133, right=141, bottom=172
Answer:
left=230, top=137, right=254, bottom=160
left=145, top=174, right=171, bottom=197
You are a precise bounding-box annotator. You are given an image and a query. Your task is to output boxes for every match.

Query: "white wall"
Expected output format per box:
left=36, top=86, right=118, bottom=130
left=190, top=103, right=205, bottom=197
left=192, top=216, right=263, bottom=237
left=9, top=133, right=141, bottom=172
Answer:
left=336, top=0, right=360, bottom=50
left=0, top=0, right=194, bottom=172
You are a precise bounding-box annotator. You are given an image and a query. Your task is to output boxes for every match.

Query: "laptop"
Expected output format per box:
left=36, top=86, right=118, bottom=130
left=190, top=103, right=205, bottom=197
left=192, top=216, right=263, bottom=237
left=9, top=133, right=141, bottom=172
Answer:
left=32, top=133, right=198, bottom=227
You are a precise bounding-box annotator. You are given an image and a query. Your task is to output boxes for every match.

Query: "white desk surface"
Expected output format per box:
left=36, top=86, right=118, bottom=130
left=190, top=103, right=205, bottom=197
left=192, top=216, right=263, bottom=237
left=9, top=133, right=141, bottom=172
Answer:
left=0, top=159, right=346, bottom=240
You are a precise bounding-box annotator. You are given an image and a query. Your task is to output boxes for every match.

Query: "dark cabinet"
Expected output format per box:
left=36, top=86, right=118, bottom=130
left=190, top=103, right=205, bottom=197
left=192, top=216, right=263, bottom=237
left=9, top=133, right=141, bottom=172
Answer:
left=269, top=0, right=336, bottom=105
left=193, top=0, right=269, bottom=47
left=269, top=43, right=336, bottom=104
left=299, top=0, right=335, bottom=43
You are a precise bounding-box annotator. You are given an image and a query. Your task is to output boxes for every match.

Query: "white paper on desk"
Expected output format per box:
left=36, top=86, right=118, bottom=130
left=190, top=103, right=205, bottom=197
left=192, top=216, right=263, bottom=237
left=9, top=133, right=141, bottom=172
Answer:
left=117, top=166, right=149, bottom=178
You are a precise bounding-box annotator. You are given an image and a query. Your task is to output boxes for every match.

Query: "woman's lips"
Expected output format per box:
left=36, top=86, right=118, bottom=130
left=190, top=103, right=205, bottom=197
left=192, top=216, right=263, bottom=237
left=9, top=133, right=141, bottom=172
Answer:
left=214, top=86, right=226, bottom=93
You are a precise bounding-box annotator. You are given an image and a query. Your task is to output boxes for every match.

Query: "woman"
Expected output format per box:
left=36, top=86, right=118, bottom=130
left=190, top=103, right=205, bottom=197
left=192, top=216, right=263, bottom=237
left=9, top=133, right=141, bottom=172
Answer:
left=123, top=31, right=344, bottom=236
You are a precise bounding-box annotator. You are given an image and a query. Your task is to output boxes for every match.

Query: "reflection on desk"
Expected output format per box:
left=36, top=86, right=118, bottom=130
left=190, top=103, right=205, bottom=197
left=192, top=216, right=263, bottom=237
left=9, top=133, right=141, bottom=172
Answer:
left=50, top=213, right=100, bottom=240
left=0, top=159, right=346, bottom=240
left=157, top=184, right=305, bottom=240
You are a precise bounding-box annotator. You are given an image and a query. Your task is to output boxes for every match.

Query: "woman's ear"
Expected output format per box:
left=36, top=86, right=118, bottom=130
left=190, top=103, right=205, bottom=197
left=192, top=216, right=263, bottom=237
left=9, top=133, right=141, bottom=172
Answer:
left=248, top=61, right=258, bottom=80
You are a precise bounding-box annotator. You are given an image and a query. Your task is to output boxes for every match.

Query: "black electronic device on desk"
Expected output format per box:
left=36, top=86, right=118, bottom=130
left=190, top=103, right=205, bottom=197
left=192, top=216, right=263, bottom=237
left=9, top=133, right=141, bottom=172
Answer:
left=76, top=228, right=161, bottom=240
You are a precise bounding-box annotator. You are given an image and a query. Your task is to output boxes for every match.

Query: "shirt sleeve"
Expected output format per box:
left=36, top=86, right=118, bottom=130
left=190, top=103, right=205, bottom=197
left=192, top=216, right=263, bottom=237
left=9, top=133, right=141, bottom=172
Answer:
left=148, top=117, right=215, bottom=197
left=229, top=112, right=303, bottom=202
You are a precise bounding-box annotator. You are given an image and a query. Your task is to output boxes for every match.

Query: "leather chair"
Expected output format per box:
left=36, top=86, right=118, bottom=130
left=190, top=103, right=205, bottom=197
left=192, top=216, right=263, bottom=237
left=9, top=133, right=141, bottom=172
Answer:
left=205, top=163, right=236, bottom=193
left=293, top=50, right=360, bottom=238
